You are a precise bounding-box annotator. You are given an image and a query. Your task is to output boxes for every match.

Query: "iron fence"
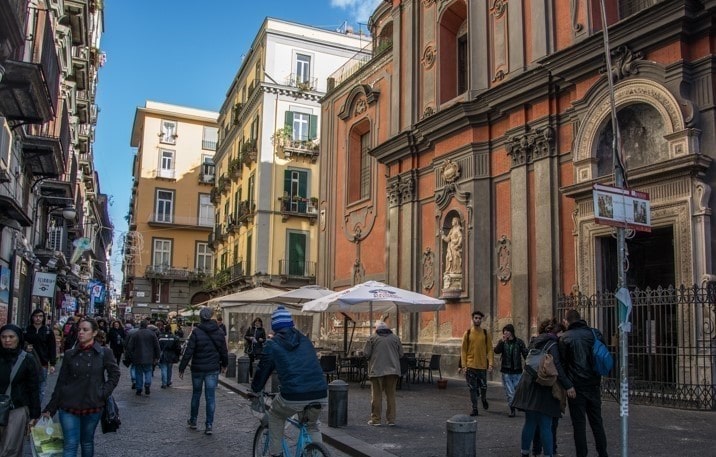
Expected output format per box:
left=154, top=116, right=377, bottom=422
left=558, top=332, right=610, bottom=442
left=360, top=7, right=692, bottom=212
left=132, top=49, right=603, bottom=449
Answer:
left=557, top=284, right=716, bottom=410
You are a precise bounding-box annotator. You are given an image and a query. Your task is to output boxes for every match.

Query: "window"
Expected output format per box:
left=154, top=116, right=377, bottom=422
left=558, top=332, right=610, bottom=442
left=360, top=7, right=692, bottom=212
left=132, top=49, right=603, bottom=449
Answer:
left=287, top=232, right=307, bottom=276
left=160, top=120, right=177, bottom=144
left=296, top=54, right=311, bottom=83
left=248, top=174, right=255, bottom=206
left=284, top=169, right=308, bottom=212
left=158, top=150, right=175, bottom=179
left=198, top=194, right=213, bottom=226
left=284, top=111, right=317, bottom=141
left=152, top=238, right=172, bottom=267
left=0, top=117, right=12, bottom=170
left=196, top=242, right=213, bottom=273
left=348, top=121, right=371, bottom=203
left=202, top=126, right=218, bottom=150
left=457, top=34, right=468, bottom=94
left=250, top=115, right=260, bottom=141
left=360, top=132, right=371, bottom=199
left=201, top=154, right=215, bottom=182
left=155, top=190, right=174, bottom=223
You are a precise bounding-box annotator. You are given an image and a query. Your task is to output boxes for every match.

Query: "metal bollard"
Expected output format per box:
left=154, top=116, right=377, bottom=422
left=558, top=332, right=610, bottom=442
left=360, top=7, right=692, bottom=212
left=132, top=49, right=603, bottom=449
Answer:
left=236, top=355, right=250, bottom=384
left=446, top=414, right=476, bottom=457
left=270, top=371, right=281, bottom=393
left=226, top=353, right=237, bottom=379
left=327, top=380, right=349, bottom=427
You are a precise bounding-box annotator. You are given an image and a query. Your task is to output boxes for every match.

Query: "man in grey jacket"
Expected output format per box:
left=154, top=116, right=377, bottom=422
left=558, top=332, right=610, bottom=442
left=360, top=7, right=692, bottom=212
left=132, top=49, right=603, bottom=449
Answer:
left=125, top=319, right=160, bottom=396
left=363, top=321, right=403, bottom=426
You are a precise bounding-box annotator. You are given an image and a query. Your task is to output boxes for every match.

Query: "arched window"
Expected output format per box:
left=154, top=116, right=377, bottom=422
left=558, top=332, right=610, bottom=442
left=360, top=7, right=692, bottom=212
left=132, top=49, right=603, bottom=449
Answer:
left=348, top=120, right=371, bottom=203
left=439, top=0, right=468, bottom=103
left=594, top=103, right=669, bottom=177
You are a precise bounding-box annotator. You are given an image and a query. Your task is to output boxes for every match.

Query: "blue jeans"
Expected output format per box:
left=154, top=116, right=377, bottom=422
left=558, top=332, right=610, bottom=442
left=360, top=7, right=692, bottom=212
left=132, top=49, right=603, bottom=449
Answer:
left=58, top=410, right=102, bottom=457
left=130, top=364, right=136, bottom=384
left=501, top=372, right=522, bottom=406
left=159, top=363, right=174, bottom=386
left=190, top=371, right=219, bottom=427
left=134, top=363, right=153, bottom=390
left=521, top=410, right=553, bottom=457
left=39, top=366, right=48, bottom=406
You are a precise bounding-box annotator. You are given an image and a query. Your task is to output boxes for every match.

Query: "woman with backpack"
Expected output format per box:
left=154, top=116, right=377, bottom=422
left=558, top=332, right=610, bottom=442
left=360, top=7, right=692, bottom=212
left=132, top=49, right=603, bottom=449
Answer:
left=512, top=318, right=572, bottom=457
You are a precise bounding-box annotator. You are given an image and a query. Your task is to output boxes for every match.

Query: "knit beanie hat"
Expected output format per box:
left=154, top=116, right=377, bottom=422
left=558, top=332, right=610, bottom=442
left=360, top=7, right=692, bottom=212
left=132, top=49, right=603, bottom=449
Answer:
left=271, top=306, right=294, bottom=331
left=199, top=307, right=213, bottom=322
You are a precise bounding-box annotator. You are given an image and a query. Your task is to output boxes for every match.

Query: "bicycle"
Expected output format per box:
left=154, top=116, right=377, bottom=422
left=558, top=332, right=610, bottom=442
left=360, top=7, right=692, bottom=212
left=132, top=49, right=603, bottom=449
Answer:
left=251, top=391, right=331, bottom=457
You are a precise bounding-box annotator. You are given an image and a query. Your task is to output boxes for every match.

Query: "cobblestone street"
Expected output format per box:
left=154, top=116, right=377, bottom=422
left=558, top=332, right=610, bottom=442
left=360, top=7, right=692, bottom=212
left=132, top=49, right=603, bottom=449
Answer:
left=27, top=362, right=347, bottom=457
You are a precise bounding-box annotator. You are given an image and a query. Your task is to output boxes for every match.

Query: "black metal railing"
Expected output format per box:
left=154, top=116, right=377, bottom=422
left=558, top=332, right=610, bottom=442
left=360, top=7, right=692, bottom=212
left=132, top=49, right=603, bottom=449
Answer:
left=278, top=259, right=316, bottom=277
left=557, top=284, right=716, bottom=410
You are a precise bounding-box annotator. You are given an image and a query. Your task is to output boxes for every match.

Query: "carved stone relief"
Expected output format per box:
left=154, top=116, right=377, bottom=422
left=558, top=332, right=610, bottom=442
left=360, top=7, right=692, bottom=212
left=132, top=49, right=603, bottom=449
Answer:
left=354, top=97, right=367, bottom=116
left=571, top=0, right=583, bottom=32
left=352, top=259, right=365, bottom=285
left=421, top=44, right=436, bottom=70
left=422, top=0, right=436, bottom=6
left=496, top=235, right=512, bottom=283
left=573, top=79, right=689, bottom=183
left=343, top=206, right=375, bottom=242
left=423, top=106, right=435, bottom=119
left=422, top=247, right=435, bottom=291
left=387, top=172, right=416, bottom=208
left=505, top=126, right=555, bottom=168
left=605, top=45, right=644, bottom=82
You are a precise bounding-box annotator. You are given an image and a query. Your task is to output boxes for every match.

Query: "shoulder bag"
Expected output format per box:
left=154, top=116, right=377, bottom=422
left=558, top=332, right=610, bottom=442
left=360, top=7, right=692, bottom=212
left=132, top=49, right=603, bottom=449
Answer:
left=99, top=349, right=121, bottom=433
left=0, top=351, right=27, bottom=426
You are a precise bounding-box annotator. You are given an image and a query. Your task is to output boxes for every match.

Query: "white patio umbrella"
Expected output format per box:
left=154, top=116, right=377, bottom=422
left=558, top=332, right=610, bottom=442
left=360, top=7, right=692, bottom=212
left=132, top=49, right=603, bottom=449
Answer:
left=301, top=280, right=446, bottom=329
left=205, top=286, right=287, bottom=307
left=269, top=285, right=334, bottom=305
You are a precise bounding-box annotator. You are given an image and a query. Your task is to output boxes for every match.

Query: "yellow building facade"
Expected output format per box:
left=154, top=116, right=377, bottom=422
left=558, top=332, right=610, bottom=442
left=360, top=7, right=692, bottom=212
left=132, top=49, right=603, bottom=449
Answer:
left=123, top=101, right=218, bottom=319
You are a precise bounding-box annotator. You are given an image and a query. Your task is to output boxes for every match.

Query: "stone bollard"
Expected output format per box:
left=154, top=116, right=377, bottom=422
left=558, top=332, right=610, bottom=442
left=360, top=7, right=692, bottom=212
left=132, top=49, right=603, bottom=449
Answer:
left=236, top=355, right=250, bottom=384
left=226, top=353, right=237, bottom=379
left=446, top=414, right=477, bottom=457
left=270, top=372, right=281, bottom=393
left=328, top=380, right=349, bottom=427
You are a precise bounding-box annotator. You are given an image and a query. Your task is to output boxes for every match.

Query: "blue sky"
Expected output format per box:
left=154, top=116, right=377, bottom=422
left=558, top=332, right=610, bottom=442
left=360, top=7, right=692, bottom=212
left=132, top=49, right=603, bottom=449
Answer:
left=95, top=0, right=381, bottom=289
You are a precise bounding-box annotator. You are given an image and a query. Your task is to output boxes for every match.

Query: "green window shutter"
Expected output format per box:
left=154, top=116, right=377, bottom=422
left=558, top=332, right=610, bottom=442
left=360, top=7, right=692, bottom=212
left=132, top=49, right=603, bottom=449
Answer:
left=284, top=111, right=294, bottom=129
left=284, top=169, right=291, bottom=195
left=308, top=115, right=317, bottom=140
left=298, top=171, right=308, bottom=196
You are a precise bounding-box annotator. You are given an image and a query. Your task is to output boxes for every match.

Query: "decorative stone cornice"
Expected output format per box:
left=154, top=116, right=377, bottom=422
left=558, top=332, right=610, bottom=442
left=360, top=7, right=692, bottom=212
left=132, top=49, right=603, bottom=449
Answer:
left=338, top=84, right=380, bottom=120
left=387, top=171, right=416, bottom=207
left=505, top=126, right=555, bottom=168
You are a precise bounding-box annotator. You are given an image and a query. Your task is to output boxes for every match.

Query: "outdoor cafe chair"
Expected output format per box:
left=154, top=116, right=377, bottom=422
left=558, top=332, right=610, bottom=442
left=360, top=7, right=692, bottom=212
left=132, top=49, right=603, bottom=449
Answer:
left=417, top=354, right=442, bottom=383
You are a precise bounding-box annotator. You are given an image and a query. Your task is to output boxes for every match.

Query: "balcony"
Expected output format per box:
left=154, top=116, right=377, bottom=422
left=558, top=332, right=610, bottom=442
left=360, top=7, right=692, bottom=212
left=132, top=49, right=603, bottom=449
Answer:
left=22, top=102, right=70, bottom=177
left=217, top=174, right=229, bottom=195
left=204, top=262, right=244, bottom=290
left=284, top=74, right=319, bottom=92
left=199, top=162, right=215, bottom=184
left=237, top=200, right=256, bottom=225
left=144, top=265, right=209, bottom=282
left=0, top=11, right=59, bottom=123
left=241, top=139, right=257, bottom=166
left=153, top=168, right=176, bottom=180
left=280, top=139, right=320, bottom=163
left=202, top=139, right=217, bottom=151
left=0, top=0, right=27, bottom=55
left=71, top=46, right=89, bottom=91
left=78, top=150, right=92, bottom=174
left=278, top=195, right=319, bottom=223
left=209, top=187, right=220, bottom=204
left=228, top=157, right=242, bottom=180
left=147, top=214, right=213, bottom=230
left=278, top=259, right=316, bottom=278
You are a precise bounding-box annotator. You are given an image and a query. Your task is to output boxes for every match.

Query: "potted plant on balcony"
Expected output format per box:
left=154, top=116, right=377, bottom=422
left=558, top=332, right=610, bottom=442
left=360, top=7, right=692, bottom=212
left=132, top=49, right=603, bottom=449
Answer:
left=228, top=157, right=241, bottom=178
left=271, top=127, right=292, bottom=149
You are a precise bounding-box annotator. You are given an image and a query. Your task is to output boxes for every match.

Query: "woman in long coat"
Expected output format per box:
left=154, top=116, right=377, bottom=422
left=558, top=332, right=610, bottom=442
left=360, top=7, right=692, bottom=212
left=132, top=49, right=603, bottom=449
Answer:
left=512, top=318, right=573, bottom=457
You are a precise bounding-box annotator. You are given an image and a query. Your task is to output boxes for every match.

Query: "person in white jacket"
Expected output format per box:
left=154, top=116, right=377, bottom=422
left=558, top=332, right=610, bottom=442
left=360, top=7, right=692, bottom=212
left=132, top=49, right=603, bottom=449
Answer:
left=363, top=321, right=403, bottom=426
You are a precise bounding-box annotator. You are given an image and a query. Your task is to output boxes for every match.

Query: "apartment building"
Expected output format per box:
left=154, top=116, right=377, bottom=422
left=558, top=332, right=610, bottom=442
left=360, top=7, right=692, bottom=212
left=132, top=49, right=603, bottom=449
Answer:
left=0, top=0, right=111, bottom=323
left=209, top=18, right=369, bottom=294
left=123, top=101, right=218, bottom=319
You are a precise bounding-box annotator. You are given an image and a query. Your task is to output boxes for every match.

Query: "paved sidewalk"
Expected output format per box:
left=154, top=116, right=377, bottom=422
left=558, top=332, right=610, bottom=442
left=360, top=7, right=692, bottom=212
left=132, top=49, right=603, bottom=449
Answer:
left=220, top=373, right=716, bottom=457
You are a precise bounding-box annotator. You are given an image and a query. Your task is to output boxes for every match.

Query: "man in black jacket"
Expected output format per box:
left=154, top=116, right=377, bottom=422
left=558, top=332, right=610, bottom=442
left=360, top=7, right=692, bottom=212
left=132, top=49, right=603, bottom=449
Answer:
left=493, top=323, right=527, bottom=417
left=179, top=307, right=228, bottom=435
left=125, top=320, right=160, bottom=396
left=559, top=309, right=609, bottom=457
left=24, top=309, right=56, bottom=405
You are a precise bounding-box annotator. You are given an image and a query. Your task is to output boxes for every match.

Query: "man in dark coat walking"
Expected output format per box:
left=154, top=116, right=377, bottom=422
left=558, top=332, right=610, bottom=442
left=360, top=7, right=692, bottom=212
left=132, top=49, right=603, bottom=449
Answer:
left=559, top=309, right=609, bottom=457
left=24, top=309, right=57, bottom=405
left=125, top=319, right=160, bottom=396
left=179, top=307, right=228, bottom=435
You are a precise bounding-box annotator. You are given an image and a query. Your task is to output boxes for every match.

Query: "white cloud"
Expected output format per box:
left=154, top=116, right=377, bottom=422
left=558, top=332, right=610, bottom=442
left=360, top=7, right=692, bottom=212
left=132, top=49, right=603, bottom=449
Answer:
left=330, top=0, right=383, bottom=24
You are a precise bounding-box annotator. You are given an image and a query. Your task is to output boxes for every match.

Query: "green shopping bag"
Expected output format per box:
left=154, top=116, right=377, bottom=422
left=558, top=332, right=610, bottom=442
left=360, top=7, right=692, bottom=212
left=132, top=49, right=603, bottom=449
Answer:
left=31, top=417, right=63, bottom=457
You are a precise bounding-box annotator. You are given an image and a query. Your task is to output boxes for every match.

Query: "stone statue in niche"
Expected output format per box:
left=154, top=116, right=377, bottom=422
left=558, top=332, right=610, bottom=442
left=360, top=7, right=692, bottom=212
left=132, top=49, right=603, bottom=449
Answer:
left=441, top=216, right=463, bottom=291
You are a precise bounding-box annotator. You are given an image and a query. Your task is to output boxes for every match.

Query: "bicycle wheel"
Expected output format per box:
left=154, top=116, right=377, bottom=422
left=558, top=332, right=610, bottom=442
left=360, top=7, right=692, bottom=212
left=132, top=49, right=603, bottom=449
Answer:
left=301, top=442, right=332, bottom=457
left=252, top=424, right=270, bottom=457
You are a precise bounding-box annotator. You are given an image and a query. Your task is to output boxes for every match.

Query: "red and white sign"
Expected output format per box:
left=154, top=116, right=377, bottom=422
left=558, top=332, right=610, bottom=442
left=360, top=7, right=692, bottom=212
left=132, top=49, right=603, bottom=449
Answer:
left=593, top=184, right=651, bottom=232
